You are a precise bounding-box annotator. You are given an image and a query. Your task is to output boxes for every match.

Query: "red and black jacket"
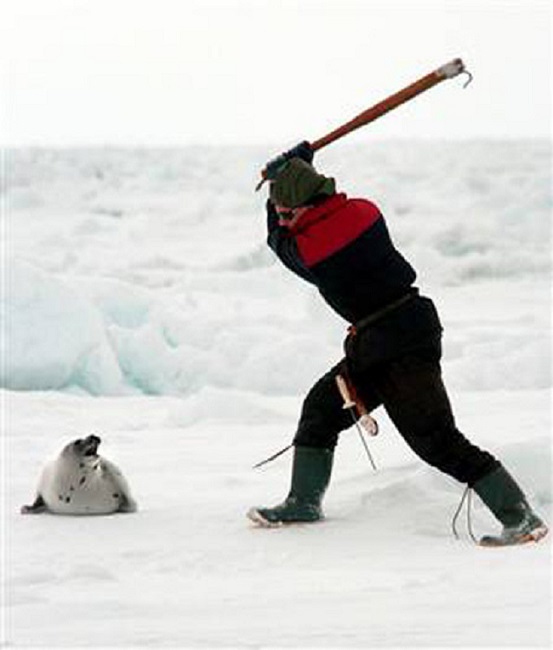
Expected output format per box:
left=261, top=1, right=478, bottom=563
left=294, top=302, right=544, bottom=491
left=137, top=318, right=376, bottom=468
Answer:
left=267, top=193, right=417, bottom=324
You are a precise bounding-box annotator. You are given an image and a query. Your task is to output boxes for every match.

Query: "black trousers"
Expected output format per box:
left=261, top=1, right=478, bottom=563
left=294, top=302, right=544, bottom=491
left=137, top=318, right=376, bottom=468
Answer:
left=293, top=300, right=499, bottom=487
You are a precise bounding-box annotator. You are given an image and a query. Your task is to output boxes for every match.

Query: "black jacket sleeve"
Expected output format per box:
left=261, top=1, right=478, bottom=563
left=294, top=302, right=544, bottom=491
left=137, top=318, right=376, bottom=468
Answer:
left=266, top=200, right=316, bottom=284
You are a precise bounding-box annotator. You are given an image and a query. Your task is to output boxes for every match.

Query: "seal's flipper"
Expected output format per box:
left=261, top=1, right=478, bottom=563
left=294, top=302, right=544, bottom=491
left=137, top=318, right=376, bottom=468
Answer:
left=21, top=495, right=47, bottom=514
left=118, top=492, right=138, bottom=513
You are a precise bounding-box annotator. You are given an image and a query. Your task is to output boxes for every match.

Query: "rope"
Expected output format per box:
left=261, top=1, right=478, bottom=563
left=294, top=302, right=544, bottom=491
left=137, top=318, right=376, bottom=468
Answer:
left=252, top=443, right=293, bottom=469
left=348, top=410, right=377, bottom=471
left=451, top=485, right=478, bottom=543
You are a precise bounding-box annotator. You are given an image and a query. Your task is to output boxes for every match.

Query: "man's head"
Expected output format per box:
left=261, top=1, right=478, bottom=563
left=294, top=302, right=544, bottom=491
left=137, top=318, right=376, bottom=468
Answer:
left=269, top=158, right=335, bottom=210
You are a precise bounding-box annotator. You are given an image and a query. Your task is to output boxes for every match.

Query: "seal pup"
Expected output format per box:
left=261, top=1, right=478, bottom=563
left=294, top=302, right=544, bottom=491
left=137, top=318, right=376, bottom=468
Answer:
left=21, top=435, right=137, bottom=515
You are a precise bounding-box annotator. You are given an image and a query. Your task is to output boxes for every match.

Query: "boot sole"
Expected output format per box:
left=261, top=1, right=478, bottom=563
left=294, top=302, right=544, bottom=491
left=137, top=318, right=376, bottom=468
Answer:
left=246, top=507, right=323, bottom=528
left=479, top=524, right=549, bottom=547
left=247, top=508, right=283, bottom=528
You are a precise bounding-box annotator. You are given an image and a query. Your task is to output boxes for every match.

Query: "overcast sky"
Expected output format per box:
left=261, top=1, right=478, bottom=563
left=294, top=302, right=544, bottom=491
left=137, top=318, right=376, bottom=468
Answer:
left=1, top=0, right=551, bottom=146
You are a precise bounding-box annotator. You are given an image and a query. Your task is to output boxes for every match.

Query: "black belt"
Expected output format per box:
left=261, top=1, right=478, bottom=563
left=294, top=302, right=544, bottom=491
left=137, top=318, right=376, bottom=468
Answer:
left=349, top=291, right=417, bottom=335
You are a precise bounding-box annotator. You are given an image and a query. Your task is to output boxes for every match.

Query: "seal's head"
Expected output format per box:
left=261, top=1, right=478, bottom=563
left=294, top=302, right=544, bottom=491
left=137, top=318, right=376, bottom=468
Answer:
left=63, top=435, right=102, bottom=460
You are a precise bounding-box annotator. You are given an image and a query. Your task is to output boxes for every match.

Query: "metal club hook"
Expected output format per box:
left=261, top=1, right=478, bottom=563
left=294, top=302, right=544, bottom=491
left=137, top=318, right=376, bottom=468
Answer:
left=460, top=68, right=474, bottom=89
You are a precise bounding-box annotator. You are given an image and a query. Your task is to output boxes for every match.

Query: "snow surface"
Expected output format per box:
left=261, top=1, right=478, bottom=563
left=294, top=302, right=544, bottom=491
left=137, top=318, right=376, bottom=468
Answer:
left=1, top=141, right=552, bottom=647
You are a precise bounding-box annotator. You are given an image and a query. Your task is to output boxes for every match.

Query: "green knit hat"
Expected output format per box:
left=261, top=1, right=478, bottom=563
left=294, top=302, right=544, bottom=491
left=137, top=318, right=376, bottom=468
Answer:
left=269, top=158, right=336, bottom=208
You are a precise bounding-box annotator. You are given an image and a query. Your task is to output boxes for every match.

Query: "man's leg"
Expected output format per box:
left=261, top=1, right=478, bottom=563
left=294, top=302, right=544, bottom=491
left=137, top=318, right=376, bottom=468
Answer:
left=293, top=361, right=370, bottom=448
left=372, top=346, right=498, bottom=485
left=367, top=345, right=546, bottom=544
left=248, top=361, right=375, bottom=525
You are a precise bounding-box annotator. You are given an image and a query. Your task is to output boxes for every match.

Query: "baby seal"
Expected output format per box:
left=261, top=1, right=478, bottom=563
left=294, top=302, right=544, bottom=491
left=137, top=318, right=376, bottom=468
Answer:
left=21, top=435, right=137, bottom=515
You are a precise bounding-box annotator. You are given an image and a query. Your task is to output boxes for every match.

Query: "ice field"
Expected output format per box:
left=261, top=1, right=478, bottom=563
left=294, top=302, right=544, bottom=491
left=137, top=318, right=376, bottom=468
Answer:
left=2, top=141, right=551, bottom=647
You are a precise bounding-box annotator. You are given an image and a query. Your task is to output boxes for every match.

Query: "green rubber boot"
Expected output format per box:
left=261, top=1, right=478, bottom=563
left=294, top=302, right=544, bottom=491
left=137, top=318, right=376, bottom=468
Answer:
left=248, top=446, right=333, bottom=526
left=473, top=465, right=548, bottom=546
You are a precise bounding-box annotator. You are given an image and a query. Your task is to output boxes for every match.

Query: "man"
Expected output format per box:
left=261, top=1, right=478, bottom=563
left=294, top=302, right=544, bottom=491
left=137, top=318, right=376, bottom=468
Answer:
left=247, top=144, right=547, bottom=547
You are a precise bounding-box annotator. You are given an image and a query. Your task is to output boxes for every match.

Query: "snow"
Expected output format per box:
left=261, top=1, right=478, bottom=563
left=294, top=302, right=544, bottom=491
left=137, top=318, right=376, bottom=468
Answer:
left=2, top=141, right=552, bottom=647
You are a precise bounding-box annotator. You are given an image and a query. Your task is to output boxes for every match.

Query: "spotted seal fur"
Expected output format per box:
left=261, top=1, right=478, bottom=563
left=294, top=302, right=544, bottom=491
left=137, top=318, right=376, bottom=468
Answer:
left=21, top=435, right=137, bottom=515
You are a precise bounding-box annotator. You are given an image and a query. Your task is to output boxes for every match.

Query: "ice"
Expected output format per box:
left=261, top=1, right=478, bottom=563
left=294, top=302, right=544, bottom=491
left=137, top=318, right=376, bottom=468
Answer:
left=1, top=258, right=125, bottom=394
left=2, top=141, right=551, bottom=647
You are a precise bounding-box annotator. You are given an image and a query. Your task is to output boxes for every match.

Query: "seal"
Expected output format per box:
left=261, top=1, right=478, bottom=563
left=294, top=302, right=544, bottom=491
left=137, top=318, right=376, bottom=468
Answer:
left=21, top=435, right=137, bottom=515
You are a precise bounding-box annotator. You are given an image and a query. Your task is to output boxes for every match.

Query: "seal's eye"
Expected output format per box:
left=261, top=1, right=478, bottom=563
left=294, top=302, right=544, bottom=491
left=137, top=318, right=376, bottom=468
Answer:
left=74, top=439, right=83, bottom=448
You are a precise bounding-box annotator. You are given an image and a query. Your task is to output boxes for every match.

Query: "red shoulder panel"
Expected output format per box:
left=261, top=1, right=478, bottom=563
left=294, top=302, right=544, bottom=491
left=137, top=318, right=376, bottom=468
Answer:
left=292, top=195, right=381, bottom=267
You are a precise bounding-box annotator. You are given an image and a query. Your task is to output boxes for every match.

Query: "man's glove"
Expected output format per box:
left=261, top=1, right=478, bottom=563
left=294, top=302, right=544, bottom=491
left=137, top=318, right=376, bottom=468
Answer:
left=284, top=140, right=314, bottom=164
left=263, top=141, right=314, bottom=181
